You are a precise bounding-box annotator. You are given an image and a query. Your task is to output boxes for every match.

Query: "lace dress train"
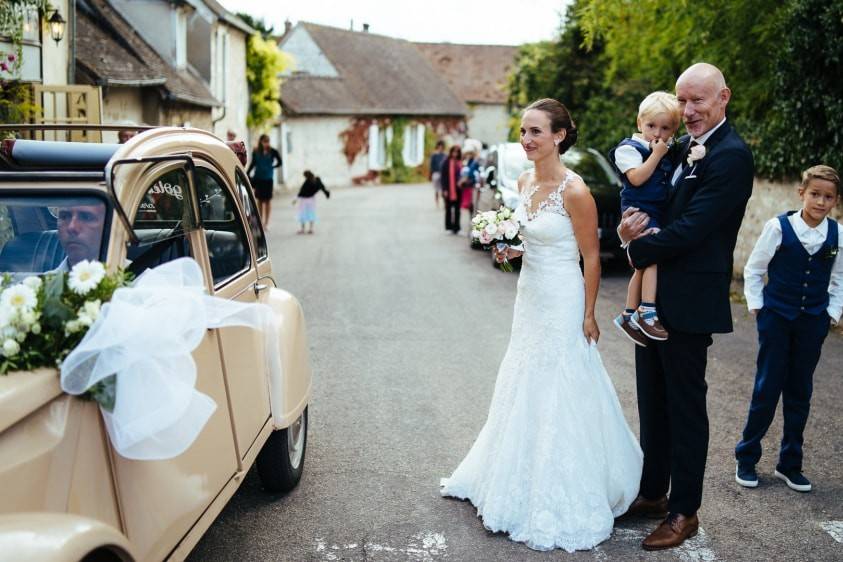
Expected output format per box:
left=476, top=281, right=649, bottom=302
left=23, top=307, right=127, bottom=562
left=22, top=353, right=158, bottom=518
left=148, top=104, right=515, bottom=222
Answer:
left=440, top=171, right=643, bottom=552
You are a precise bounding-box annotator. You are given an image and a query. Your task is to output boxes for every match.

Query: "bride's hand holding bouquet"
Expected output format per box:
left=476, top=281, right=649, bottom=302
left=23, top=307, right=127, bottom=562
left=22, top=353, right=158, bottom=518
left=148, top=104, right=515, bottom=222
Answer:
left=471, top=208, right=523, bottom=272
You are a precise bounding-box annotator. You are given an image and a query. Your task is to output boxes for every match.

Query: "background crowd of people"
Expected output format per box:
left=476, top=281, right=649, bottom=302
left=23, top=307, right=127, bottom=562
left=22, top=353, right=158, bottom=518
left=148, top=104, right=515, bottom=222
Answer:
left=429, top=138, right=485, bottom=235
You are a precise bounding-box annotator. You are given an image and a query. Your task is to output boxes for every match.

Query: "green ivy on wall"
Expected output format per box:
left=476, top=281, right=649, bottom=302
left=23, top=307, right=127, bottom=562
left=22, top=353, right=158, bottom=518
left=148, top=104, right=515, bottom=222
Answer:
left=382, top=118, right=426, bottom=184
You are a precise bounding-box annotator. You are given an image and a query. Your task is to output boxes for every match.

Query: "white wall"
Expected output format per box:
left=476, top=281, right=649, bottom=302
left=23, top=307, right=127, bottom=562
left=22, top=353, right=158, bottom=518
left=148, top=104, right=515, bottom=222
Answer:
left=282, top=116, right=368, bottom=187
left=110, top=0, right=178, bottom=67
left=279, top=26, right=337, bottom=77
left=41, top=0, right=69, bottom=86
left=212, top=27, right=249, bottom=143
left=100, top=87, right=145, bottom=143
left=467, top=103, right=510, bottom=146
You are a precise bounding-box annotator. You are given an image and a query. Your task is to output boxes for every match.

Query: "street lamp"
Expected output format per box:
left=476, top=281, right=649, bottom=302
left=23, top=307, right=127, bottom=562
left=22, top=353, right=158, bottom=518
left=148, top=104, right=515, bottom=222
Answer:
left=48, top=10, right=66, bottom=45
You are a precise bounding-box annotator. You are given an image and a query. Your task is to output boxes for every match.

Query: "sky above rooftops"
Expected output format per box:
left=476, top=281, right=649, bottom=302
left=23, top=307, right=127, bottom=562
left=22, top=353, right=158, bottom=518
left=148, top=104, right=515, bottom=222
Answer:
left=220, top=0, right=571, bottom=46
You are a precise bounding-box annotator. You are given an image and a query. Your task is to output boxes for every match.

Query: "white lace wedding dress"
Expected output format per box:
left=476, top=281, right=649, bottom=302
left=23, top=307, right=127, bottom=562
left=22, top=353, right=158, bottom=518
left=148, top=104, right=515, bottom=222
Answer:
left=440, top=170, right=643, bottom=552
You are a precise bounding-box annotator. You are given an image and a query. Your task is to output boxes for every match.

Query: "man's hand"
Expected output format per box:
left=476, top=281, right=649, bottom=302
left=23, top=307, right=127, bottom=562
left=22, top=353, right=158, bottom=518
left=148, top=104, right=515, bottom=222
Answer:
left=617, top=207, right=651, bottom=245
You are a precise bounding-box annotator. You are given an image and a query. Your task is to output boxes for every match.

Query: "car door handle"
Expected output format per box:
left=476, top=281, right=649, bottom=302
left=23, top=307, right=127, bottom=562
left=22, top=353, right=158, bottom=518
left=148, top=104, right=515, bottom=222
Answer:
left=254, top=283, right=269, bottom=296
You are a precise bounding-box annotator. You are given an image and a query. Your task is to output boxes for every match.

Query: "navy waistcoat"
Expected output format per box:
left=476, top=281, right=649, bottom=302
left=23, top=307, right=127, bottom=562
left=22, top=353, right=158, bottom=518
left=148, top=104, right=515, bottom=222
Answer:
left=763, top=211, right=839, bottom=320
left=612, top=139, right=672, bottom=207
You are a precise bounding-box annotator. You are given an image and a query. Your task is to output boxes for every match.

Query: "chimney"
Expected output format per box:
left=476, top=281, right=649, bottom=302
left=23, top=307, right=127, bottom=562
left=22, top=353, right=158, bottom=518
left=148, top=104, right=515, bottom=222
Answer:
left=362, top=23, right=370, bottom=32
left=284, top=19, right=292, bottom=35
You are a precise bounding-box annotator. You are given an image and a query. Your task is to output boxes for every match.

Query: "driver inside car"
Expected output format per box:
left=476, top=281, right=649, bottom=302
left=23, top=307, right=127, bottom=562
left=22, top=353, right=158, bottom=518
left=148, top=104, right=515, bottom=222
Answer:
left=55, top=203, right=106, bottom=271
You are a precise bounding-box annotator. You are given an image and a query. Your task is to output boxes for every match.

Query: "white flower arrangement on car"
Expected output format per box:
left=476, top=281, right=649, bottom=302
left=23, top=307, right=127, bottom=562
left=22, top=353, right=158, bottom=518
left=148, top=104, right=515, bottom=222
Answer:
left=471, top=207, right=523, bottom=272
left=0, top=260, right=131, bottom=408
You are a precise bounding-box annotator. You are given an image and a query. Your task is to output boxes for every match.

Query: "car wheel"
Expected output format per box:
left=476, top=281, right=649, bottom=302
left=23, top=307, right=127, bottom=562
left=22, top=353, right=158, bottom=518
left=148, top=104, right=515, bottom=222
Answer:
left=257, top=407, right=308, bottom=493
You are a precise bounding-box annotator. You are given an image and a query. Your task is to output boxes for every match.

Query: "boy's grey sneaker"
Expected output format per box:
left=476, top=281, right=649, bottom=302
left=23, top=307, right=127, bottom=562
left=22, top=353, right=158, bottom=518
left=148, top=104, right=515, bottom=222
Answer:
left=735, top=463, right=759, bottom=488
left=774, top=469, right=812, bottom=492
left=614, top=314, right=649, bottom=347
left=630, top=311, right=669, bottom=341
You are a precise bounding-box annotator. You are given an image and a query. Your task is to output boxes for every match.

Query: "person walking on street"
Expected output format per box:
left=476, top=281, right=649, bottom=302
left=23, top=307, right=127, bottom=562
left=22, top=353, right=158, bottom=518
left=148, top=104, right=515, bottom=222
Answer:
left=460, top=145, right=481, bottom=234
left=440, top=145, right=463, bottom=234
left=429, top=140, right=446, bottom=209
left=247, top=134, right=283, bottom=228
left=295, top=170, right=330, bottom=234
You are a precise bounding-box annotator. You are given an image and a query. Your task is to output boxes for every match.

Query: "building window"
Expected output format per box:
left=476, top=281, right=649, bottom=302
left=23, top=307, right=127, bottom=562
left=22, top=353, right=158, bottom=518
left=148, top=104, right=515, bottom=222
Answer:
left=368, top=123, right=392, bottom=170
left=175, top=9, right=187, bottom=68
left=402, top=123, right=425, bottom=167
left=0, top=6, right=42, bottom=82
left=213, top=28, right=228, bottom=102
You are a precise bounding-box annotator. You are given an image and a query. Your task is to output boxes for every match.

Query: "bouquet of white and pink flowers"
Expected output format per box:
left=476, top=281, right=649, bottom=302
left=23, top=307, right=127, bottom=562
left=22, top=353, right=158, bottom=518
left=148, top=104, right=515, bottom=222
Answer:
left=471, top=207, right=523, bottom=272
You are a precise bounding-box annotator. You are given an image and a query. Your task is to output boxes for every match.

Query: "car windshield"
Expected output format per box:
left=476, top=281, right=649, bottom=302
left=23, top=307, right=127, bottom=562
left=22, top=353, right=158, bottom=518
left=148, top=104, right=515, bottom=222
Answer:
left=0, top=194, right=108, bottom=275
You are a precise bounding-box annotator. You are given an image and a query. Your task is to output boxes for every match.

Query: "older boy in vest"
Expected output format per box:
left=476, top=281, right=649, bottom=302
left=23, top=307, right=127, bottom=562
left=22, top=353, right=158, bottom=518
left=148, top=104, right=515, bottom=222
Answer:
left=736, top=165, right=842, bottom=492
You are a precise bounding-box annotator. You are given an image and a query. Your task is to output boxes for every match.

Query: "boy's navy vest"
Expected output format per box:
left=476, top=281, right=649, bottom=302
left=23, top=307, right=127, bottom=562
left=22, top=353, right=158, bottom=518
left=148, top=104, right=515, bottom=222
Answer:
left=763, top=211, right=839, bottom=320
left=611, top=138, right=672, bottom=207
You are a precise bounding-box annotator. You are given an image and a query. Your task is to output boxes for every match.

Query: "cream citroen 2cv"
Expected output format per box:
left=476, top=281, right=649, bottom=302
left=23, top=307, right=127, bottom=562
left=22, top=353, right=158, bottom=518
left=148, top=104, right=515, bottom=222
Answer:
left=0, top=127, right=312, bottom=562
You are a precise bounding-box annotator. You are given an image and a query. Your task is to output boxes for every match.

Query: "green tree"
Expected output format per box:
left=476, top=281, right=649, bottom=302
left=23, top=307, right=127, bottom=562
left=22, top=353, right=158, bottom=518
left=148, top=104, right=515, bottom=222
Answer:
left=245, top=34, right=290, bottom=130
left=235, top=12, right=274, bottom=39
left=753, top=0, right=843, bottom=178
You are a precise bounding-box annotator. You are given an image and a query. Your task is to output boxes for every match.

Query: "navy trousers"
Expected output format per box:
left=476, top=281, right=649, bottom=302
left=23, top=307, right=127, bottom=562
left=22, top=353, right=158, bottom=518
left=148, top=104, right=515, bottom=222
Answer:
left=735, top=308, right=830, bottom=472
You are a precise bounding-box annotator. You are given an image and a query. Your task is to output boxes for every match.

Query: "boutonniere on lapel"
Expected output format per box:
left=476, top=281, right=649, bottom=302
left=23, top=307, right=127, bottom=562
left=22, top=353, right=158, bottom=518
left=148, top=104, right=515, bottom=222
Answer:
left=684, top=143, right=706, bottom=179
left=687, top=144, right=706, bottom=166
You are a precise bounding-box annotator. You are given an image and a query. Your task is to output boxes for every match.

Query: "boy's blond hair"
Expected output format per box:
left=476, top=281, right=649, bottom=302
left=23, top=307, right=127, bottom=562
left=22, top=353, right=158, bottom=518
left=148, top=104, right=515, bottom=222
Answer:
left=800, top=164, right=839, bottom=193
left=638, top=91, right=681, bottom=127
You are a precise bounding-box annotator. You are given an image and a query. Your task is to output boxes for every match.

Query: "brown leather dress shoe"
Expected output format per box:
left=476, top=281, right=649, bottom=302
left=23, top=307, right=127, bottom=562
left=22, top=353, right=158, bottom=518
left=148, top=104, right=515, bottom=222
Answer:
left=642, top=513, right=700, bottom=551
left=621, top=494, right=669, bottom=519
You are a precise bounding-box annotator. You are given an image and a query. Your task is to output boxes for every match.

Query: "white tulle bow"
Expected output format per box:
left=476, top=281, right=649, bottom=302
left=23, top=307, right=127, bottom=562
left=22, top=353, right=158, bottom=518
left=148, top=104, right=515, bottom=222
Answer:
left=60, top=257, right=283, bottom=461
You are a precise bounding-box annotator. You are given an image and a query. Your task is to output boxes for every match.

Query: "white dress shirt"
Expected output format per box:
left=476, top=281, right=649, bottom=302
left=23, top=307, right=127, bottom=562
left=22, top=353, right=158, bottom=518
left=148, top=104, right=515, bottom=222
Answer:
left=744, top=211, right=843, bottom=323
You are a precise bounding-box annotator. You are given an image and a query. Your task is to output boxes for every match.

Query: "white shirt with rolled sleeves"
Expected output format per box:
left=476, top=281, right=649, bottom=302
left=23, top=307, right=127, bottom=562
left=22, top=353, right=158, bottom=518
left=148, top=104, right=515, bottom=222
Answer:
left=743, top=211, right=843, bottom=324
left=614, top=134, right=648, bottom=173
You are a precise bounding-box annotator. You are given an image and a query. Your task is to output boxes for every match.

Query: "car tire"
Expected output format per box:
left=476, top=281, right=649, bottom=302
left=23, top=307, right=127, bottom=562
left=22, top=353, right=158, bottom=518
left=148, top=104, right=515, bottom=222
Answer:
left=257, top=407, right=308, bottom=493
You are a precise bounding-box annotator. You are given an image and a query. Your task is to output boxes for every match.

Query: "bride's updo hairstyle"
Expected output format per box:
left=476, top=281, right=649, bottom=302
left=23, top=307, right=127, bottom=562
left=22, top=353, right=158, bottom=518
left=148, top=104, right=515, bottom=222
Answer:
left=525, top=98, right=578, bottom=155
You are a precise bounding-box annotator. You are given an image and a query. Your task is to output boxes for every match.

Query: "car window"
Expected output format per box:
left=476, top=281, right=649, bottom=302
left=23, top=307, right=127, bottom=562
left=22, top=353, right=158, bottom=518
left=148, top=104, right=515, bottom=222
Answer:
left=236, top=171, right=267, bottom=261
left=128, top=168, right=195, bottom=276
left=196, top=168, right=251, bottom=285
left=0, top=194, right=108, bottom=275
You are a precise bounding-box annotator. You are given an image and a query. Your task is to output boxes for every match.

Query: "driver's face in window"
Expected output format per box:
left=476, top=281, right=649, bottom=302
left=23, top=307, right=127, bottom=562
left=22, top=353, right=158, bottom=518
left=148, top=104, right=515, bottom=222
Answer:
left=57, top=204, right=106, bottom=266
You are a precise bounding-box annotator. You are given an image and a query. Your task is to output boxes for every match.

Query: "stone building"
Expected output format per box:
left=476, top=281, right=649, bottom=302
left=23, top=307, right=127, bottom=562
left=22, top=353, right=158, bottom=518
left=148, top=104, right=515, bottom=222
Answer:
left=277, top=22, right=467, bottom=187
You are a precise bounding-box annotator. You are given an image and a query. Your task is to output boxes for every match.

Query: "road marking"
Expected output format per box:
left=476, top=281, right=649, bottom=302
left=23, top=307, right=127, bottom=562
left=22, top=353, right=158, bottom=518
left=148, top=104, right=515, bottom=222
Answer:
left=821, top=521, right=843, bottom=543
left=315, top=532, right=448, bottom=561
left=595, top=525, right=720, bottom=561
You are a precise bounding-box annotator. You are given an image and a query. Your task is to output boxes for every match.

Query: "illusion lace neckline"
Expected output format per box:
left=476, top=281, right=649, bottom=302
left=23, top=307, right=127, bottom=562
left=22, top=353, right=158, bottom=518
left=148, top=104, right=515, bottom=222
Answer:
left=522, top=169, right=576, bottom=221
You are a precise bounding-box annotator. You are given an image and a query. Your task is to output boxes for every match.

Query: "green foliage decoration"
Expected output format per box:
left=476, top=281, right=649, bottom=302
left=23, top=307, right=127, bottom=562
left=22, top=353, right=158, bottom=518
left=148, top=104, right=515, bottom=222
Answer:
left=245, top=34, right=291, bottom=130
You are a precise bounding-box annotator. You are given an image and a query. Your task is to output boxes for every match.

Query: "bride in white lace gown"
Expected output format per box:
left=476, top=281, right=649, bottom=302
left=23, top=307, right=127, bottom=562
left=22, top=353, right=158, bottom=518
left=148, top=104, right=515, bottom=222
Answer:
left=440, top=99, right=643, bottom=552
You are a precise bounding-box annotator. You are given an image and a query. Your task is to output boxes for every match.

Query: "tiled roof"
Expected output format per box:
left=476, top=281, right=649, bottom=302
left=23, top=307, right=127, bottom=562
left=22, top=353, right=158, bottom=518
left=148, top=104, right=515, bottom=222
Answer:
left=414, top=43, right=518, bottom=105
left=199, top=0, right=256, bottom=36
left=279, top=23, right=466, bottom=117
left=75, top=0, right=219, bottom=108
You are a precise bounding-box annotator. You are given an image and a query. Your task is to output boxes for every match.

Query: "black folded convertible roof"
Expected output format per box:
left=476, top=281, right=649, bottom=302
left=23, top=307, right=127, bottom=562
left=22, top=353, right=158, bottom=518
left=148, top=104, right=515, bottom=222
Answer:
left=1, top=139, right=120, bottom=171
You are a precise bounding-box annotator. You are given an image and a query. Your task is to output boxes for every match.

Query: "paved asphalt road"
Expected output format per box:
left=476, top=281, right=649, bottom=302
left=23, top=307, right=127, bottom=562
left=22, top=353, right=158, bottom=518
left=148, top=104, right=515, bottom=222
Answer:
left=189, top=183, right=842, bottom=562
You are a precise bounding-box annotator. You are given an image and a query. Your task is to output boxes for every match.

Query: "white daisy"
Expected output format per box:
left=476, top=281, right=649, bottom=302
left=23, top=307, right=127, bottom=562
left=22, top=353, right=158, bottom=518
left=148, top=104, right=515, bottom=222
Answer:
left=1, top=284, right=37, bottom=311
left=22, top=276, right=43, bottom=291
left=68, top=260, right=106, bottom=295
left=3, top=338, right=20, bottom=357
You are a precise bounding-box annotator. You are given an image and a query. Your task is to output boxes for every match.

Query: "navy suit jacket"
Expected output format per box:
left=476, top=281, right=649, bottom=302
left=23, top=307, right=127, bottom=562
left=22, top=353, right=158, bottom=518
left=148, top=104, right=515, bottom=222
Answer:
left=628, top=121, right=754, bottom=334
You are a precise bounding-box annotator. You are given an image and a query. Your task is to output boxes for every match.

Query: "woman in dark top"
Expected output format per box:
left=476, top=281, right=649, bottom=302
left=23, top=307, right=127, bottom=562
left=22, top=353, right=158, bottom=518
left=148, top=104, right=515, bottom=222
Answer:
left=439, top=145, right=463, bottom=234
left=295, top=170, right=330, bottom=234
left=247, top=134, right=282, bottom=228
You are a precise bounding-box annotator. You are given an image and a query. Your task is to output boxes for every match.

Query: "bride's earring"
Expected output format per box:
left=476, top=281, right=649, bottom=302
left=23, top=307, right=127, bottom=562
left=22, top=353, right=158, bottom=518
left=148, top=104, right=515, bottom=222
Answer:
left=554, top=139, right=560, bottom=146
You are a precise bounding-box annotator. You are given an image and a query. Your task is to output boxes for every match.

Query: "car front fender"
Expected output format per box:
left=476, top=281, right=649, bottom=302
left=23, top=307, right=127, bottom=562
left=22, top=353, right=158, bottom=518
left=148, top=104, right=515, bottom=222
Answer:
left=0, top=513, right=134, bottom=562
left=264, top=287, right=312, bottom=428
